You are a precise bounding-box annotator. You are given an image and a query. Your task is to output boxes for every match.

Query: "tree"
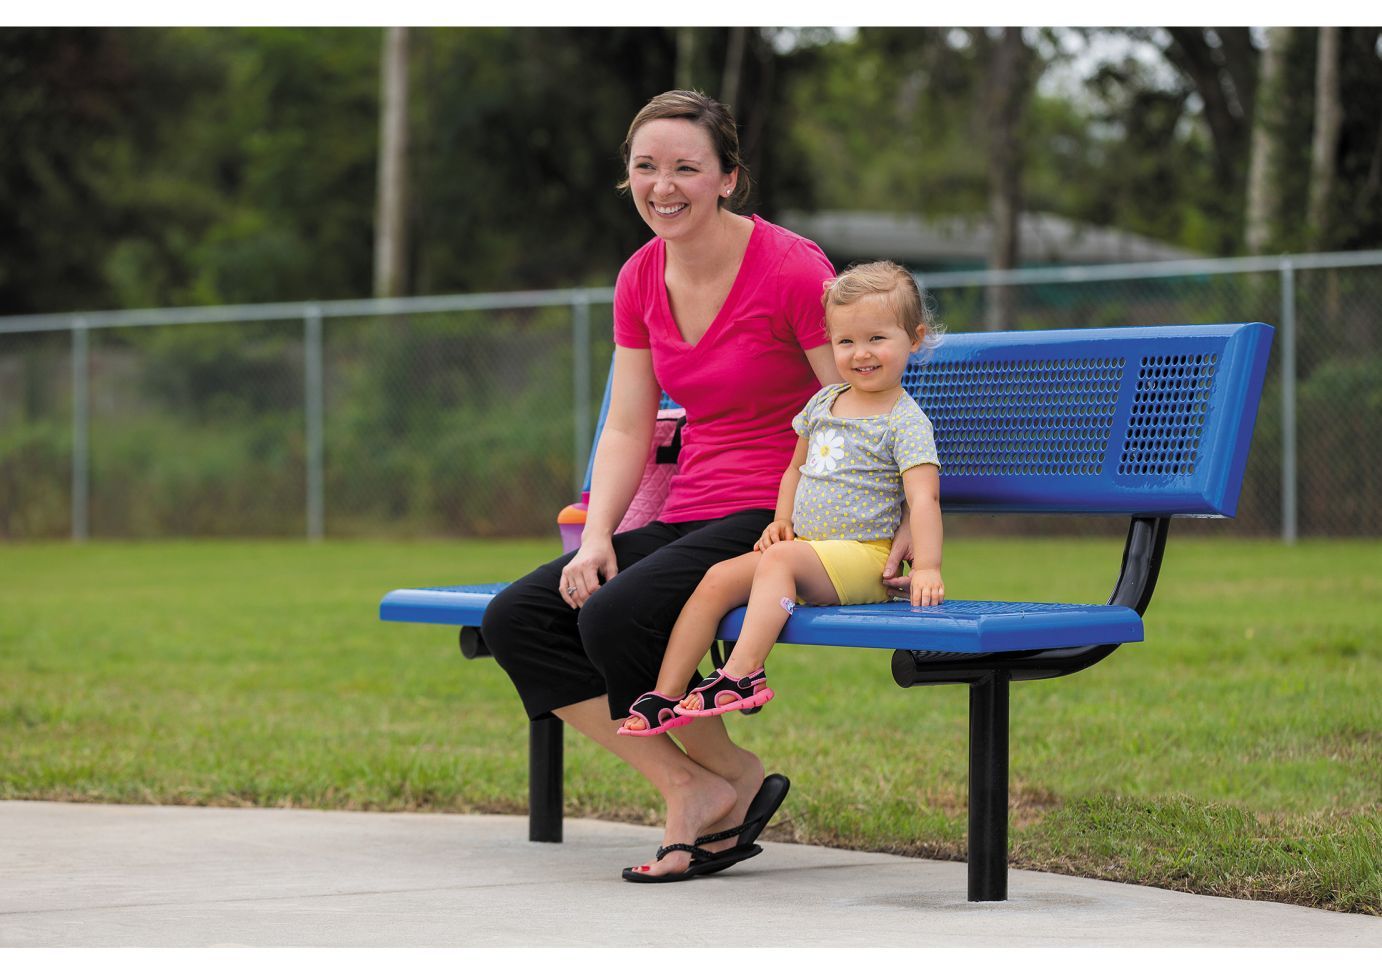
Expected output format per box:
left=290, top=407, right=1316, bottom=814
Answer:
left=1307, top=27, right=1342, bottom=249
left=675, top=27, right=696, bottom=90
left=6, top=26, right=1381, bottom=318
left=1244, top=27, right=1293, bottom=254
left=1163, top=28, right=1257, bottom=183
left=1327, top=28, right=1382, bottom=251
left=0, top=29, right=220, bottom=313
left=409, top=27, right=679, bottom=294
left=784, top=29, right=990, bottom=215
left=374, top=26, right=410, bottom=298
left=1160, top=28, right=1259, bottom=253
left=975, top=27, right=1034, bottom=330
left=720, top=26, right=747, bottom=109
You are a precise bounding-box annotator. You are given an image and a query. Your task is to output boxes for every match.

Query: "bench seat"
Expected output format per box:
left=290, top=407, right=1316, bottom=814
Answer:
left=380, top=585, right=1143, bottom=654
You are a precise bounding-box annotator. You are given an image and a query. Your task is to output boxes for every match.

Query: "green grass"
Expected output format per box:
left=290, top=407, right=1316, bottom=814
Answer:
left=1, top=536, right=1378, bottom=914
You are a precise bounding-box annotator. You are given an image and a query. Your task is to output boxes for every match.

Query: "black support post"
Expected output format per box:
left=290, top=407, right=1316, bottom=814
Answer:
left=967, top=670, right=1010, bottom=901
left=528, top=716, right=564, bottom=842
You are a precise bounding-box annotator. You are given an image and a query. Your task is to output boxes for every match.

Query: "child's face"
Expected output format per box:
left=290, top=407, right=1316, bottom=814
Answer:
left=826, top=295, right=922, bottom=394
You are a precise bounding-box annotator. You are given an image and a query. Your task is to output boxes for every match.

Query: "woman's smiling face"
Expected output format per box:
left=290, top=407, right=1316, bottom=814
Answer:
left=626, top=118, right=736, bottom=242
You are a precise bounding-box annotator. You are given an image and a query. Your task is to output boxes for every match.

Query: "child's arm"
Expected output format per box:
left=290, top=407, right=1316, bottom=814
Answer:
left=756, top=436, right=809, bottom=551
left=902, top=464, right=944, bottom=607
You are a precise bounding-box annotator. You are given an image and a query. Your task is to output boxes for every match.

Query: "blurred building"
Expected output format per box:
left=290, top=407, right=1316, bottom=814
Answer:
left=780, top=210, right=1200, bottom=271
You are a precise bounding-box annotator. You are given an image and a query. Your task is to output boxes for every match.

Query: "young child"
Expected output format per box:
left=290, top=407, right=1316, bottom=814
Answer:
left=619, top=260, right=944, bottom=736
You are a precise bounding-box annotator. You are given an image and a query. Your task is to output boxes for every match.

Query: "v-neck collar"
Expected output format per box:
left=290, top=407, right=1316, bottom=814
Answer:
left=656, top=215, right=761, bottom=351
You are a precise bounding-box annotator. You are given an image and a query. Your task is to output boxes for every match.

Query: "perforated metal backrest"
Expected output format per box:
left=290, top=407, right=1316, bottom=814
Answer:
left=586, top=322, right=1273, bottom=517
left=905, top=323, right=1273, bottom=515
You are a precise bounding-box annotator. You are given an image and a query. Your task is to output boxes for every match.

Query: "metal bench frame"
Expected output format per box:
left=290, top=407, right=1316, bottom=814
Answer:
left=386, top=322, right=1273, bottom=902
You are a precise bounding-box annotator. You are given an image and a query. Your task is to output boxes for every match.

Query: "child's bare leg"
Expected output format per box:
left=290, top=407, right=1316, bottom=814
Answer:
left=722, top=541, right=837, bottom=676
left=620, top=551, right=761, bottom=732
left=654, top=551, right=761, bottom=693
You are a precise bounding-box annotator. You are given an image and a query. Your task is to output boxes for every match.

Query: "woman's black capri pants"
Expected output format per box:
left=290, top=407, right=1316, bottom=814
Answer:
left=480, top=508, right=773, bottom=721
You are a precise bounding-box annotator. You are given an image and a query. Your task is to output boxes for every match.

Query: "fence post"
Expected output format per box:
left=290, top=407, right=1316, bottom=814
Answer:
left=71, top=317, right=89, bottom=543
left=1279, top=260, right=1297, bottom=545
left=572, top=293, right=592, bottom=496
left=304, top=305, right=324, bottom=541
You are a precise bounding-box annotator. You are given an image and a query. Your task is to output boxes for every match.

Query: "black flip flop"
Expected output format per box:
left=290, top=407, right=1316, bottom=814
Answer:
left=693, top=772, right=790, bottom=876
left=621, top=841, right=763, bottom=883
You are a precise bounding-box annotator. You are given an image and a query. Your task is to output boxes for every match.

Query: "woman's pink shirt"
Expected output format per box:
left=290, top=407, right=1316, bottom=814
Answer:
left=613, top=215, right=835, bottom=523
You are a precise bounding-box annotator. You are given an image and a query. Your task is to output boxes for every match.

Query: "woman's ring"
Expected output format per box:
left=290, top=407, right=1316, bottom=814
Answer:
left=566, top=586, right=577, bottom=595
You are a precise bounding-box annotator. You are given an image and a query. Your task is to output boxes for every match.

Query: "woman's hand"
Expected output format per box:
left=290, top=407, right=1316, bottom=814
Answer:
left=754, top=519, right=795, bottom=551
left=560, top=536, right=618, bottom=609
left=882, top=525, right=913, bottom=597
left=910, top=567, right=945, bottom=607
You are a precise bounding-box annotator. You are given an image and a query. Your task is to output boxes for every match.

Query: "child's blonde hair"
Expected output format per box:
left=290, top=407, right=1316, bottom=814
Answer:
left=822, top=260, right=943, bottom=349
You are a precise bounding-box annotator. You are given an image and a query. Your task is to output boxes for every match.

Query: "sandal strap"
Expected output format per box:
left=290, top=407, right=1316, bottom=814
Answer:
left=627, top=691, right=679, bottom=728
left=695, top=813, right=765, bottom=845
left=687, top=668, right=769, bottom=703
left=655, top=842, right=714, bottom=863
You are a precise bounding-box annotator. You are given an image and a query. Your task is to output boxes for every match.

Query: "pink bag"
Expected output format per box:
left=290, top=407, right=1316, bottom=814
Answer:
left=557, top=408, right=686, bottom=552
left=617, top=408, right=686, bottom=532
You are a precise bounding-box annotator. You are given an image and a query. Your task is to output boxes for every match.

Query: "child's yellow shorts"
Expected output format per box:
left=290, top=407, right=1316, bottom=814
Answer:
left=800, top=538, right=894, bottom=605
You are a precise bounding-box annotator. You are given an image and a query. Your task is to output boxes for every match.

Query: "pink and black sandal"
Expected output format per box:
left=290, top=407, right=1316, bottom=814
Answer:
left=674, top=667, right=774, bottom=718
left=617, top=691, right=697, bottom=736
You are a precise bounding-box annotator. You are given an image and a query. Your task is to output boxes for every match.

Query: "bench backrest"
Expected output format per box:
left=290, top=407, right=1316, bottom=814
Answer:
left=587, top=322, right=1274, bottom=518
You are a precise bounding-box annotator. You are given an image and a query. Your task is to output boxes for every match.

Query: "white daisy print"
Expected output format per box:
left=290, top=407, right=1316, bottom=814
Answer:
left=809, top=430, right=845, bottom=473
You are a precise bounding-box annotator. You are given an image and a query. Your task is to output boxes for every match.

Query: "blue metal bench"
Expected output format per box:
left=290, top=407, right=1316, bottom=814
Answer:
left=380, top=322, right=1274, bottom=901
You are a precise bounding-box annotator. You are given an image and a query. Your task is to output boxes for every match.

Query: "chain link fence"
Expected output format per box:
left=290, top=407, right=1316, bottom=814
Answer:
left=0, top=292, right=613, bottom=540
left=921, top=252, right=1382, bottom=539
left=1, top=252, right=1378, bottom=541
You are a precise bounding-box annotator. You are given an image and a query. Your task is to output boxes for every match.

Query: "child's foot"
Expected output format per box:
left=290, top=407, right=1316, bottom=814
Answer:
left=675, top=667, right=774, bottom=717
left=617, top=691, right=696, bottom=736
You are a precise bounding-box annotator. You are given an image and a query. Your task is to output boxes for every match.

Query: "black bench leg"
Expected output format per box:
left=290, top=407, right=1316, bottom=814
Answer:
left=528, top=716, right=563, bottom=843
left=968, top=670, right=1010, bottom=901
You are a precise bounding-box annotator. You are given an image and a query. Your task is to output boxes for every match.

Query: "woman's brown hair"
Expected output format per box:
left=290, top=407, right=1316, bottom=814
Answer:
left=617, top=89, right=752, bottom=211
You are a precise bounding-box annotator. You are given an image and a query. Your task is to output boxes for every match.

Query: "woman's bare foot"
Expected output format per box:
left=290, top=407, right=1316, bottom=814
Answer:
left=626, top=766, right=737, bottom=879
left=694, top=748, right=764, bottom=855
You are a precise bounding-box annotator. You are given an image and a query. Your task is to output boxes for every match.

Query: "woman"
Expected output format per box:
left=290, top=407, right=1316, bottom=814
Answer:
left=482, top=90, right=893, bottom=882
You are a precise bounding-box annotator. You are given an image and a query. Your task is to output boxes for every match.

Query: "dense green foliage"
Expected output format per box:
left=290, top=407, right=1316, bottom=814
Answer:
left=790, top=27, right=1382, bottom=257
left=0, top=26, right=809, bottom=312
left=3, top=27, right=1380, bottom=316
left=0, top=28, right=381, bottom=312
left=1, top=537, right=1377, bottom=913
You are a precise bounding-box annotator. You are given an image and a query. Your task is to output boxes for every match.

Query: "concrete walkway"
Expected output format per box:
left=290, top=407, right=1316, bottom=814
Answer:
left=1, top=801, right=1377, bottom=948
